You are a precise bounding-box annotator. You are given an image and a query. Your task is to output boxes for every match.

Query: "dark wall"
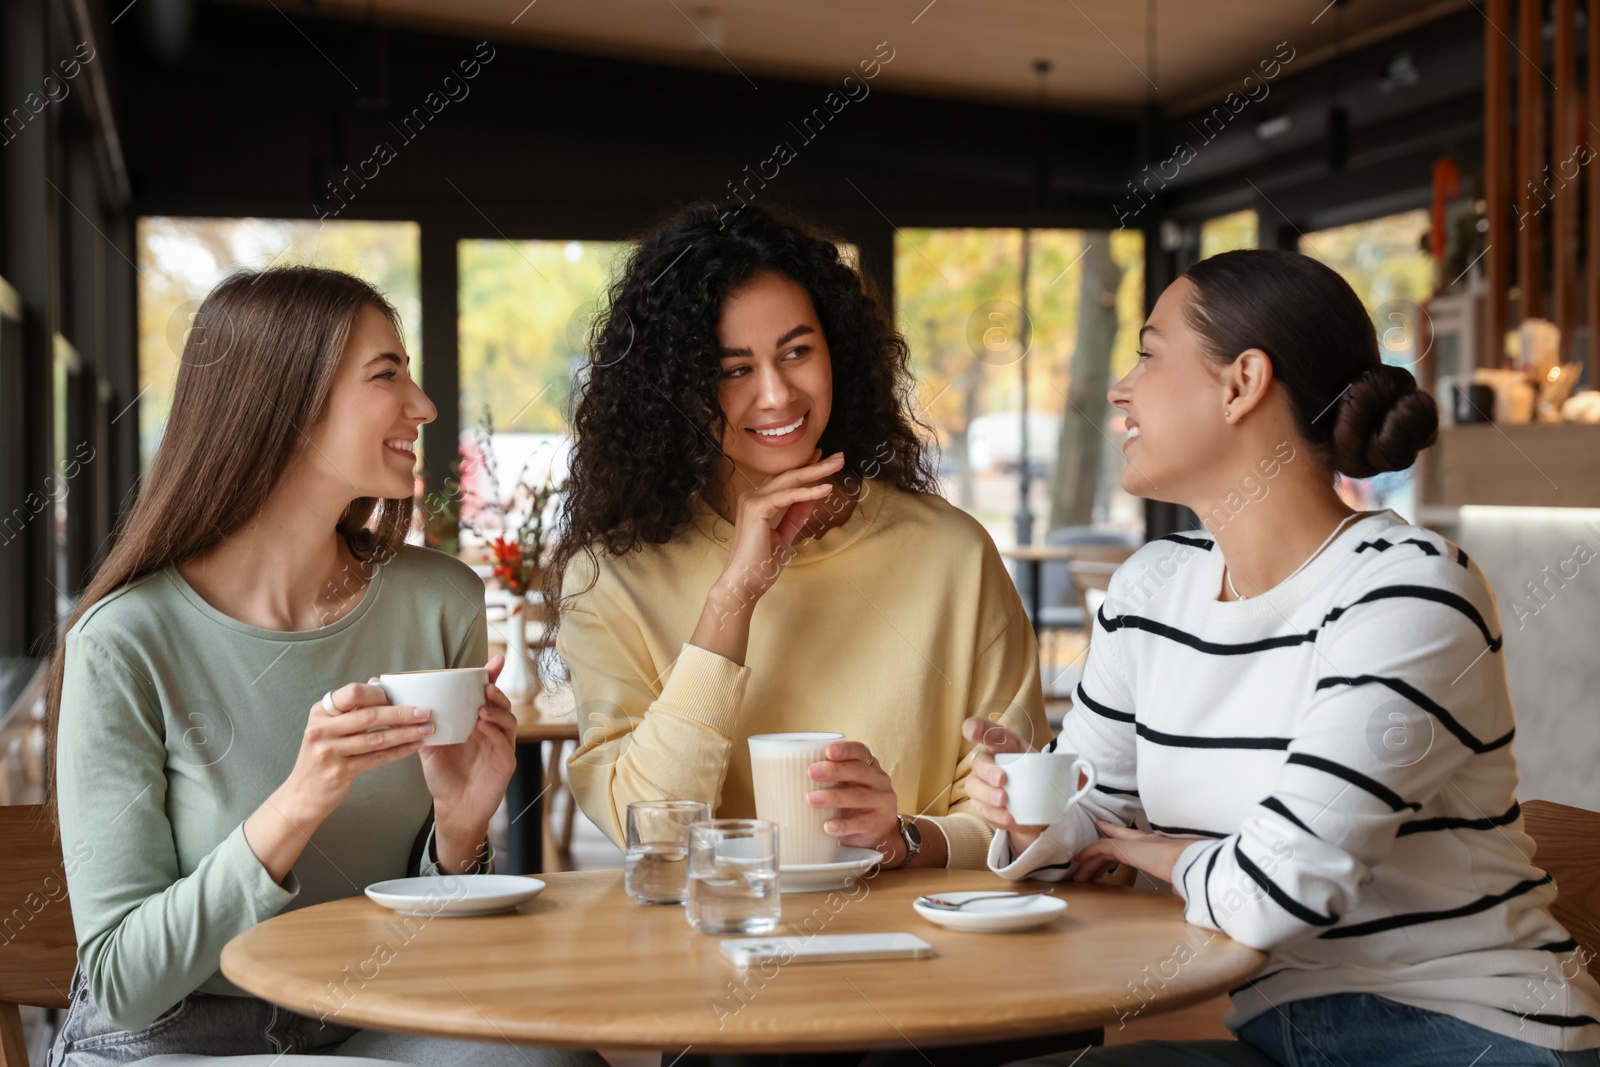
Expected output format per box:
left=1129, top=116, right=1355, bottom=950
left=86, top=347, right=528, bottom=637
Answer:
left=114, top=4, right=1141, bottom=239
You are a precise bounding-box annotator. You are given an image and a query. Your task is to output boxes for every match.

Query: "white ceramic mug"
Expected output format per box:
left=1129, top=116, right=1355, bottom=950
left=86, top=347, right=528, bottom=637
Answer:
left=996, top=750, right=1097, bottom=825
left=748, top=732, right=845, bottom=866
left=378, top=667, right=488, bottom=746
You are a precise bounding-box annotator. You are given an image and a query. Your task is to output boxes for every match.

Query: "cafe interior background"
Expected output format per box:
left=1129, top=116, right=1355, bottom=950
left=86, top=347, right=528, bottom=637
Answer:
left=3, top=0, right=1599, bottom=1059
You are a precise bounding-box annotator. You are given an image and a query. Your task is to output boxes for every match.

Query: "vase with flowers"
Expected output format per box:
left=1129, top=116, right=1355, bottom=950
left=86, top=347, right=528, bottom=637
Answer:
left=458, top=410, right=565, bottom=704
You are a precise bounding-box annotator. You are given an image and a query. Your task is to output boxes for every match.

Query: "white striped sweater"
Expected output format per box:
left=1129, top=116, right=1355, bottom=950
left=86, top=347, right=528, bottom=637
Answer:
left=989, top=509, right=1600, bottom=1052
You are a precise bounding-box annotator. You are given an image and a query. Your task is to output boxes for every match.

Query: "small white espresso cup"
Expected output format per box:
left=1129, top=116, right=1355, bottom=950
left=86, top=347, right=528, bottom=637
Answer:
left=748, top=732, right=845, bottom=866
left=378, top=667, right=488, bottom=746
left=996, top=751, right=1097, bottom=826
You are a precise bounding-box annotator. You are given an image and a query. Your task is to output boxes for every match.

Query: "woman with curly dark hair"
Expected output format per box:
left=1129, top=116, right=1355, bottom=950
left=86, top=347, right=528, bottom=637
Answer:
left=548, top=203, right=1050, bottom=871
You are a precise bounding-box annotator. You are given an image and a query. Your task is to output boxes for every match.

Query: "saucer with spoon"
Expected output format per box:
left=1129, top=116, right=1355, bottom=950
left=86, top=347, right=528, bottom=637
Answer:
left=912, top=890, right=1067, bottom=933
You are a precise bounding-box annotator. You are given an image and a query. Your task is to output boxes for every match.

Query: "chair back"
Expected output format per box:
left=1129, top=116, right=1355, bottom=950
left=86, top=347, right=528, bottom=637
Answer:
left=0, top=805, right=77, bottom=1010
left=1522, top=799, right=1600, bottom=982
left=1036, top=528, right=1136, bottom=612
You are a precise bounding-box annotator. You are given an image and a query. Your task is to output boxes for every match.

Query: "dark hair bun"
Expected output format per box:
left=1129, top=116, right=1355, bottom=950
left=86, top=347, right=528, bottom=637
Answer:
left=1331, top=364, right=1439, bottom=478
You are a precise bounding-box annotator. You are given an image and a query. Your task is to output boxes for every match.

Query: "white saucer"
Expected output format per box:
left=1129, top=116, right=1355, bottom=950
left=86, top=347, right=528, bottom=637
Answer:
left=912, top=891, right=1067, bottom=932
left=780, top=847, right=882, bottom=893
left=365, top=875, right=545, bottom=917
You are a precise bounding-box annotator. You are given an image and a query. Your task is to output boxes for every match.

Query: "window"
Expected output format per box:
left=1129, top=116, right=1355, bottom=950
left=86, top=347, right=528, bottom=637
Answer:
left=136, top=218, right=421, bottom=471
left=895, top=228, right=1146, bottom=546
left=1200, top=210, right=1258, bottom=259
left=1300, top=209, right=1433, bottom=520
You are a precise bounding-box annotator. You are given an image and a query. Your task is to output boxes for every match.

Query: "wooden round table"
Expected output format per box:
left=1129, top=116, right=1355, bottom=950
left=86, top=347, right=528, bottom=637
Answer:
left=221, top=867, right=1266, bottom=1054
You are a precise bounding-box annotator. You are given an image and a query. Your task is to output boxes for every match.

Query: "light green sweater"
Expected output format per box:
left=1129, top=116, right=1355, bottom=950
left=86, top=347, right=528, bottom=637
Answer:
left=56, top=545, right=487, bottom=1031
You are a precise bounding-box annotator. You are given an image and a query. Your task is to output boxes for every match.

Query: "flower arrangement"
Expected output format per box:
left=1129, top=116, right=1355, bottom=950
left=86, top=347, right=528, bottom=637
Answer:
left=457, top=409, right=565, bottom=598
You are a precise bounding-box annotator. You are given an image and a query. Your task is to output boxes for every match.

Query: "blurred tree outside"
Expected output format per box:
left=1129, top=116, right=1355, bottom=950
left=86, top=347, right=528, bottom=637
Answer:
left=1200, top=210, right=1259, bottom=260
left=137, top=217, right=421, bottom=471
left=457, top=240, right=629, bottom=435
left=898, top=228, right=1144, bottom=540
left=1049, top=234, right=1123, bottom=530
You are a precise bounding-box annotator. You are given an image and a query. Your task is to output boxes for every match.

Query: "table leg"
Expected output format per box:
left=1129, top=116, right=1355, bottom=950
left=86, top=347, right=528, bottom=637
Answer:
left=1030, top=558, right=1044, bottom=638
left=504, top=740, right=545, bottom=875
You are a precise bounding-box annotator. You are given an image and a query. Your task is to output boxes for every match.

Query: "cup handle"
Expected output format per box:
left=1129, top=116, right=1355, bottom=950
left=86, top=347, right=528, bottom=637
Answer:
left=1066, top=758, right=1097, bottom=807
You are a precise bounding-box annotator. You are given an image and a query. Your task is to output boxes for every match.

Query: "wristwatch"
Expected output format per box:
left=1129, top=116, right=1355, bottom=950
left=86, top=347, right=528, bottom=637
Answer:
left=892, top=814, right=922, bottom=869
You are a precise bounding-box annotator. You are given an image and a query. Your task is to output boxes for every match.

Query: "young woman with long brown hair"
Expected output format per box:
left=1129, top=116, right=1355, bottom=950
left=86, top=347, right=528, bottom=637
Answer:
left=46, top=267, right=600, bottom=1067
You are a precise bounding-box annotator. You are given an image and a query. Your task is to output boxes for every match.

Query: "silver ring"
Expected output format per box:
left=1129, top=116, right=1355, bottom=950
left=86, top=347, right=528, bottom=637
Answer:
left=322, top=690, right=339, bottom=715
left=866, top=754, right=874, bottom=767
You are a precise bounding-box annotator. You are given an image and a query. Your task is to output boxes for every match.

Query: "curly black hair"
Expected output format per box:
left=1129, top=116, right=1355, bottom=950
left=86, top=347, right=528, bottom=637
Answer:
left=543, top=201, right=938, bottom=620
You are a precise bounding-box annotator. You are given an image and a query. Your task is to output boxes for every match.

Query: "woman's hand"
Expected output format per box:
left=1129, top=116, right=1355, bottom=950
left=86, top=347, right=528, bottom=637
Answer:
left=959, top=716, right=1049, bottom=854
left=279, top=683, right=435, bottom=825
left=807, top=740, right=900, bottom=859
left=1071, top=819, right=1204, bottom=884
left=691, top=450, right=844, bottom=664
left=419, top=654, right=519, bottom=868
left=246, top=682, right=434, bottom=886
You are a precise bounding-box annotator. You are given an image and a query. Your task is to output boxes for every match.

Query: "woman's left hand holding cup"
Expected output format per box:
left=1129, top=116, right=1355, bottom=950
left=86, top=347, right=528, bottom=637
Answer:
left=382, top=654, right=518, bottom=872
left=807, top=740, right=900, bottom=860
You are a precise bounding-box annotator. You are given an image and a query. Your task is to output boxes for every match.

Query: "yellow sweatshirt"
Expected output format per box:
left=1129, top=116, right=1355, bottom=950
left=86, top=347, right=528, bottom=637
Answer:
left=558, top=480, right=1050, bottom=870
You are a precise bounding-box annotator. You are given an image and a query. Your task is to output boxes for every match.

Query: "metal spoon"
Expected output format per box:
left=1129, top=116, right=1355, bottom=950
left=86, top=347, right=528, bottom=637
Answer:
left=915, top=890, right=1055, bottom=911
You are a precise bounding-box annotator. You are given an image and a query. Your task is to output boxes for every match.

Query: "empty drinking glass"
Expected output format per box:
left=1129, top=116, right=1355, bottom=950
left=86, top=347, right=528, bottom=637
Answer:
left=625, top=800, right=710, bottom=905
left=686, top=819, right=781, bottom=935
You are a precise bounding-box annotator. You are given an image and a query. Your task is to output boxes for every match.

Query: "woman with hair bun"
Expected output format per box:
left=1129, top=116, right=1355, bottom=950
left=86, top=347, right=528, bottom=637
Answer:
left=966, top=249, right=1600, bottom=1066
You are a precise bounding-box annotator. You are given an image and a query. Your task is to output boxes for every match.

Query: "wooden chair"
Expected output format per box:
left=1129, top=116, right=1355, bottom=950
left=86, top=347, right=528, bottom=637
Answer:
left=0, top=805, right=77, bottom=1066
left=1522, top=799, right=1600, bottom=981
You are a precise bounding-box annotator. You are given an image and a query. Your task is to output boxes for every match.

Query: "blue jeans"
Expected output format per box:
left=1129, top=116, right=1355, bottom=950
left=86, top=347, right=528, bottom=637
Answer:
left=49, top=969, right=605, bottom=1067
left=1016, top=993, right=1600, bottom=1067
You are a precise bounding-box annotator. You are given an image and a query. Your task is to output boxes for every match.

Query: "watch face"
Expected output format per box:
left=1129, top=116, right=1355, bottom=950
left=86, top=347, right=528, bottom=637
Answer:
left=903, top=817, right=922, bottom=850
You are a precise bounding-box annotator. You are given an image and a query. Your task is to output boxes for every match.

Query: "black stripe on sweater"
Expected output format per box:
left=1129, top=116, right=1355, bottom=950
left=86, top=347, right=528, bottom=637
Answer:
left=1098, top=606, right=1316, bottom=655
left=1149, top=822, right=1228, bottom=839
left=1314, top=674, right=1516, bottom=754
left=1534, top=938, right=1580, bottom=953
left=1285, top=753, right=1421, bottom=812
left=1354, top=537, right=1440, bottom=559
left=1159, top=534, right=1215, bottom=550
left=1320, top=874, right=1553, bottom=940
left=1319, top=585, right=1503, bottom=652
left=1396, top=801, right=1520, bottom=837
left=1074, top=683, right=1134, bottom=723
left=1138, top=723, right=1292, bottom=750
left=1202, top=844, right=1222, bottom=931
left=1098, top=783, right=1142, bottom=798
left=1234, top=841, right=1339, bottom=927
left=1456, top=547, right=1470, bottom=569
left=1228, top=969, right=1287, bottom=996
left=1260, top=796, right=1319, bottom=838
left=1494, top=1008, right=1600, bottom=1028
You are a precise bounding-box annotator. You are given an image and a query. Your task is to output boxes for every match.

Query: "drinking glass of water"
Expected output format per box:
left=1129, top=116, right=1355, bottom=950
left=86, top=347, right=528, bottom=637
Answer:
left=625, top=800, right=710, bottom=905
left=686, top=818, right=781, bottom=935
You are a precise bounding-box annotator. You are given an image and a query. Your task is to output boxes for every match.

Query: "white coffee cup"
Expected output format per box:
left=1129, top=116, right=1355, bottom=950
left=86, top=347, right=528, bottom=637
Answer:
left=748, top=732, right=844, bottom=866
left=996, top=751, right=1097, bottom=825
left=378, top=667, right=488, bottom=746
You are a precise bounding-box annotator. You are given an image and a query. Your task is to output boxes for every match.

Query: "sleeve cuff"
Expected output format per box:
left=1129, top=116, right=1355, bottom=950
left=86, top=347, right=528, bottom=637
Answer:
left=656, top=643, right=751, bottom=736
left=986, top=819, right=1082, bottom=883
left=227, top=822, right=300, bottom=913
left=926, top=812, right=991, bottom=870
left=1171, top=838, right=1220, bottom=905
left=416, top=822, right=440, bottom=877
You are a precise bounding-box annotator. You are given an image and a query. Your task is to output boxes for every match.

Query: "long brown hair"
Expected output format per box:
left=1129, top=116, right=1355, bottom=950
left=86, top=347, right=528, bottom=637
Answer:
left=44, top=266, right=412, bottom=824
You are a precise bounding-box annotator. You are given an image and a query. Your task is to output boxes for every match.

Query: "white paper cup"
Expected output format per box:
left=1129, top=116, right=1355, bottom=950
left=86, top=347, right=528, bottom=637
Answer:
left=378, top=667, right=488, bottom=746
left=747, top=732, right=845, bottom=866
left=996, top=751, right=1097, bottom=825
